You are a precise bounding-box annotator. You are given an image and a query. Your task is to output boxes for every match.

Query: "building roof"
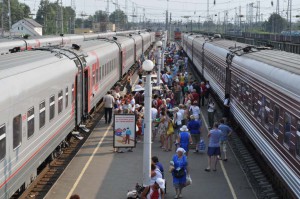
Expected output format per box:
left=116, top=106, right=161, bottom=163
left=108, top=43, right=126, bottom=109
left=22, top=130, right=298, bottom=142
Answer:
left=23, top=18, right=43, bottom=28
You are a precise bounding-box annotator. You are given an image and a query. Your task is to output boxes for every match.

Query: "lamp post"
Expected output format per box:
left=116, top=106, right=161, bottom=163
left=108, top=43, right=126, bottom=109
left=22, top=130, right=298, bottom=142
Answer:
left=155, top=41, right=163, bottom=86
left=142, top=59, right=154, bottom=187
left=161, top=38, right=165, bottom=76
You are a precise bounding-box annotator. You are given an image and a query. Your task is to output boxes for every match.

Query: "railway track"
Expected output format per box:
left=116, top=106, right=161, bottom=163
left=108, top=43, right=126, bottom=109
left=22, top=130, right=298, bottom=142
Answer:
left=14, top=101, right=105, bottom=199
left=183, top=44, right=280, bottom=199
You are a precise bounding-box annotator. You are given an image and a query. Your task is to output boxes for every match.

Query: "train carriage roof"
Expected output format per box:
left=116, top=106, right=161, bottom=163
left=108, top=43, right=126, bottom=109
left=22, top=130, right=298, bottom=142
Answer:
left=208, top=39, right=300, bottom=75
left=0, top=49, right=77, bottom=79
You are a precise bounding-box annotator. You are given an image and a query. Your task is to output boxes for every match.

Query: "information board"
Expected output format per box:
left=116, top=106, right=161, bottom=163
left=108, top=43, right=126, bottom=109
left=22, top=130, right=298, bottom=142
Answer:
left=113, top=114, right=136, bottom=148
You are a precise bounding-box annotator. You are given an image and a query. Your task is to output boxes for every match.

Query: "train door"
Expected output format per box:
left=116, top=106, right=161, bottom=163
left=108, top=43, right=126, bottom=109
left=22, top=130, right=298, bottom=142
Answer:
left=134, top=44, right=137, bottom=62
left=75, top=74, right=82, bottom=125
left=84, top=70, right=89, bottom=115
left=225, top=53, right=234, bottom=96
left=74, top=58, right=85, bottom=125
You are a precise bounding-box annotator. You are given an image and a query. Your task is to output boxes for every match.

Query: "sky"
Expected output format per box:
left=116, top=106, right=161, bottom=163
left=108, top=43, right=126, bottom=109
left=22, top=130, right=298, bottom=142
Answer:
left=23, top=0, right=300, bottom=23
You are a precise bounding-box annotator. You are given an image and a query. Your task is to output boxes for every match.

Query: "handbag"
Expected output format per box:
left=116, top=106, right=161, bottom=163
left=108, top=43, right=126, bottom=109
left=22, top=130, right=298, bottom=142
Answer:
left=174, top=167, right=185, bottom=178
left=186, top=175, right=192, bottom=186
left=167, top=121, right=174, bottom=134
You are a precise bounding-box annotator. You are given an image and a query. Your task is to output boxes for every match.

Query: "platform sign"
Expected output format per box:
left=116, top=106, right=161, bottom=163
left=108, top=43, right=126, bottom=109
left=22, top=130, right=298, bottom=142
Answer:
left=113, top=114, right=136, bottom=148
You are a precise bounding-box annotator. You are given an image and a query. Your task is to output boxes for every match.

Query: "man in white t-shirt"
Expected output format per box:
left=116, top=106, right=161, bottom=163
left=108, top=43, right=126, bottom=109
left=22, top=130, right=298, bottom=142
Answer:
left=189, top=101, right=201, bottom=120
left=162, top=72, right=169, bottom=84
left=129, top=94, right=136, bottom=112
left=151, top=105, right=158, bottom=141
left=103, top=91, right=115, bottom=124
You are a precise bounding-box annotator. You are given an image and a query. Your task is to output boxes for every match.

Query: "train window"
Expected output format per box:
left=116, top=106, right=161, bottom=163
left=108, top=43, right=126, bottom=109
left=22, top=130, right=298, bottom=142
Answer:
left=241, top=82, right=246, bottom=104
left=264, top=99, right=271, bottom=131
left=0, top=124, right=6, bottom=161
left=101, top=65, right=104, bottom=79
left=65, top=87, right=69, bottom=108
left=49, top=95, right=55, bottom=121
left=13, top=114, right=22, bottom=149
left=256, top=94, right=263, bottom=121
left=58, top=90, right=63, bottom=114
left=283, top=113, right=291, bottom=147
left=27, top=107, right=34, bottom=138
left=251, top=89, right=255, bottom=114
left=99, top=66, right=101, bottom=81
left=39, top=101, right=46, bottom=129
left=98, top=67, right=101, bottom=81
left=72, top=84, right=74, bottom=102
left=273, top=105, right=280, bottom=136
left=96, top=68, right=99, bottom=83
left=92, top=71, right=95, bottom=86
left=296, top=122, right=300, bottom=157
left=245, top=85, right=250, bottom=108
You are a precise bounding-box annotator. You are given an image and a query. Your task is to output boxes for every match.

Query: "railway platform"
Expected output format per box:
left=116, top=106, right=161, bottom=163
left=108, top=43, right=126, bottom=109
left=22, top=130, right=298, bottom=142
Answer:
left=45, top=90, right=256, bottom=198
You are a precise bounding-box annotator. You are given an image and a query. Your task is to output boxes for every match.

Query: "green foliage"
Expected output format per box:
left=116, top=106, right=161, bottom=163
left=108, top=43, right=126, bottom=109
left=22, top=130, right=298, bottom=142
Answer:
left=265, top=13, right=288, bottom=33
left=109, top=9, right=128, bottom=30
left=35, top=0, right=75, bottom=35
left=94, top=10, right=109, bottom=23
left=0, top=0, right=31, bottom=30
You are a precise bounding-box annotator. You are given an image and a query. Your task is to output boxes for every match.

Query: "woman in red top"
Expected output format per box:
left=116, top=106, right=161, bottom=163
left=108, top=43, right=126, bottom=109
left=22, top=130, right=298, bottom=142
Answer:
left=200, top=81, right=207, bottom=106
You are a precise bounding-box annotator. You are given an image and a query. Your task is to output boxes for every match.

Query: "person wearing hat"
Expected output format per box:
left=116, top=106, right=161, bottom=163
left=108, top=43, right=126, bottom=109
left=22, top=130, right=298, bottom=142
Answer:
left=170, top=148, right=189, bottom=199
left=177, top=125, right=193, bottom=156
left=141, top=177, right=165, bottom=199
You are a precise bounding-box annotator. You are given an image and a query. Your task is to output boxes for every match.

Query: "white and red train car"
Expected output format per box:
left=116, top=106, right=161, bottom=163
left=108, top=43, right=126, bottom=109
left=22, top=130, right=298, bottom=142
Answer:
left=0, top=31, right=154, bottom=198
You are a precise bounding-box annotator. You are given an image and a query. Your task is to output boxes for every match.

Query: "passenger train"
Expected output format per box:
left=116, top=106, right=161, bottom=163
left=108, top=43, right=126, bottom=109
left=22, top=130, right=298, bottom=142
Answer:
left=0, top=30, right=143, bottom=55
left=182, top=33, right=300, bottom=198
left=0, top=31, right=155, bottom=198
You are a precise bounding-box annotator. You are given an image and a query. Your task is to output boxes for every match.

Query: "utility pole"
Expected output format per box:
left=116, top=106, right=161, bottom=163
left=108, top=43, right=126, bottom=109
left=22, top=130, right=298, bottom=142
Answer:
left=256, top=1, right=260, bottom=23
left=106, top=0, right=109, bottom=15
left=143, top=8, right=145, bottom=29
left=60, top=0, right=63, bottom=34
left=71, top=0, right=76, bottom=33
left=276, top=0, right=279, bottom=14
left=166, top=10, right=168, bottom=31
left=125, top=0, right=128, bottom=29
left=1, top=0, right=4, bottom=36
left=249, top=3, right=254, bottom=31
left=239, top=5, right=241, bottom=30
left=132, top=2, right=134, bottom=23
left=56, top=0, right=59, bottom=34
left=207, top=0, right=209, bottom=20
left=8, top=0, right=11, bottom=33
left=288, top=0, right=292, bottom=36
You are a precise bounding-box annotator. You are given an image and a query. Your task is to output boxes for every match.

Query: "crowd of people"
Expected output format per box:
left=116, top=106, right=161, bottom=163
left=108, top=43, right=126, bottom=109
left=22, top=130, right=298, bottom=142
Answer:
left=102, top=41, right=233, bottom=199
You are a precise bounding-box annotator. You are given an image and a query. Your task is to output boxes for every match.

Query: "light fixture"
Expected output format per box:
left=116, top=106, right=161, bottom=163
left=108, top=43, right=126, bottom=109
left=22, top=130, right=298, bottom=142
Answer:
left=142, top=60, right=154, bottom=71
left=156, top=41, right=163, bottom=48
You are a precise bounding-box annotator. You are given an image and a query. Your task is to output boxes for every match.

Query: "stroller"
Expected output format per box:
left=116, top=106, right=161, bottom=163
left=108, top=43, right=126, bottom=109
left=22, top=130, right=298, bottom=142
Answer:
left=127, top=183, right=144, bottom=199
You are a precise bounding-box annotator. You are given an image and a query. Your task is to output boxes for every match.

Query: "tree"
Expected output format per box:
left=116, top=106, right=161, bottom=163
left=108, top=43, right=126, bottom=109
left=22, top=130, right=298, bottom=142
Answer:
left=0, top=0, right=31, bottom=30
left=36, top=0, right=75, bottom=35
left=265, top=13, right=288, bottom=33
left=94, top=10, right=109, bottom=23
left=109, top=9, right=128, bottom=30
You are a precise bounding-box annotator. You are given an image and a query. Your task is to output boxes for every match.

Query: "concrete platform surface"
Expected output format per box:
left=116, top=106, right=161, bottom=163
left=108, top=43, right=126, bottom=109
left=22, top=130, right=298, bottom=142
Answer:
left=45, top=110, right=256, bottom=199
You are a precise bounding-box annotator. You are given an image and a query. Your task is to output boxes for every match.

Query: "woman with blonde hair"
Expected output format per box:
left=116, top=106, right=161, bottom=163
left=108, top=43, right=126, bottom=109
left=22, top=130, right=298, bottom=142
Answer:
left=165, top=116, right=174, bottom=151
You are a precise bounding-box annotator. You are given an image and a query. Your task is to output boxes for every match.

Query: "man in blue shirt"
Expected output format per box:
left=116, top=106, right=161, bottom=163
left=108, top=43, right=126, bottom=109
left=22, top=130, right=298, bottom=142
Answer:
left=205, top=122, right=222, bottom=172
left=218, top=119, right=232, bottom=161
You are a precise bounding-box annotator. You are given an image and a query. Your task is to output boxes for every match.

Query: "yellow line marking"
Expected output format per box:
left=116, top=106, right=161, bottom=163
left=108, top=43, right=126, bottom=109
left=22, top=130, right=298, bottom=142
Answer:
left=66, top=124, right=112, bottom=199
left=200, top=112, right=238, bottom=199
